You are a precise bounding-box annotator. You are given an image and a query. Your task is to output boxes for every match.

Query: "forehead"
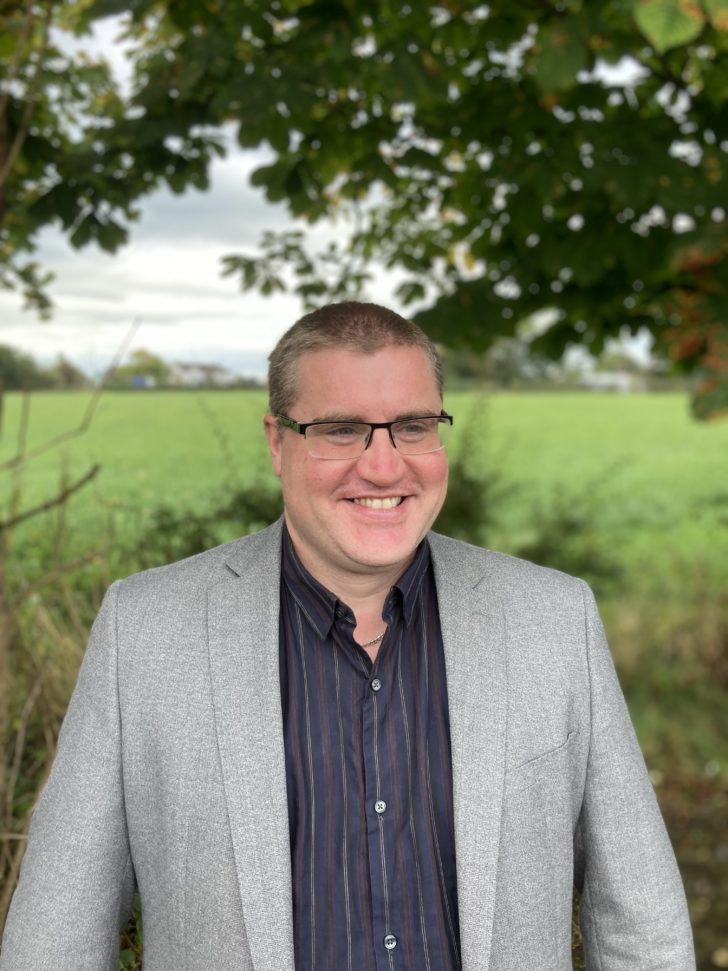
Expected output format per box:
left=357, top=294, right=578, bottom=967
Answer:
left=292, top=345, right=441, bottom=417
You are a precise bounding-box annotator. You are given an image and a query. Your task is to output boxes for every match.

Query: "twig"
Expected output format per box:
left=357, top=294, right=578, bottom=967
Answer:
left=0, top=463, right=100, bottom=532
left=0, top=317, right=141, bottom=473
left=5, top=671, right=45, bottom=821
left=15, top=389, right=31, bottom=462
left=0, top=784, right=37, bottom=929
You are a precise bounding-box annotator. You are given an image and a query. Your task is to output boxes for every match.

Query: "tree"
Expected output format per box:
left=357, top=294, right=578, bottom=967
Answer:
left=47, top=354, right=90, bottom=388
left=2, top=0, right=728, bottom=415
left=0, top=0, right=224, bottom=315
left=106, top=348, right=172, bottom=387
left=0, top=344, right=50, bottom=389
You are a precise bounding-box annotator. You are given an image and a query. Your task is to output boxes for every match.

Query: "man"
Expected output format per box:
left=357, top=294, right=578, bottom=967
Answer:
left=1, top=302, right=694, bottom=970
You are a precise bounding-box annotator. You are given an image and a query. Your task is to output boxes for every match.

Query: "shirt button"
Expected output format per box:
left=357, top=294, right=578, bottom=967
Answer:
left=374, top=799, right=387, bottom=814
left=371, top=678, right=382, bottom=692
left=383, top=934, right=397, bottom=950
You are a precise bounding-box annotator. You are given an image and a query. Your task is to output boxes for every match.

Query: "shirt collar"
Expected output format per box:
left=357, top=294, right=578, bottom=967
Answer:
left=281, top=524, right=431, bottom=635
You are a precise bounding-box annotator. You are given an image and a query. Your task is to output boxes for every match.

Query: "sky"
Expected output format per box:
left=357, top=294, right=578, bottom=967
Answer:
left=0, top=143, right=333, bottom=379
left=0, top=18, right=377, bottom=379
left=0, top=19, right=648, bottom=380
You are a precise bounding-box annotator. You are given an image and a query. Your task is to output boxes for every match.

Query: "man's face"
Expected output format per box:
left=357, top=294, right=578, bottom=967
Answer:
left=264, top=344, right=449, bottom=589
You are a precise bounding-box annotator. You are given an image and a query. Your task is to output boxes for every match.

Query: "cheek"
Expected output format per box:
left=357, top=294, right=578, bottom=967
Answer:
left=424, top=454, right=449, bottom=493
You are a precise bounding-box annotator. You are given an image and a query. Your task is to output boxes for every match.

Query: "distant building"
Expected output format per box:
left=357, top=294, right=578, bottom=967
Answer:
left=130, top=374, right=156, bottom=389
left=579, top=370, right=647, bottom=392
left=171, top=362, right=241, bottom=388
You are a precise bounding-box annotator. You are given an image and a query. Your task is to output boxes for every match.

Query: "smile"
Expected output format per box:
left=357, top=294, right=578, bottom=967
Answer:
left=352, top=497, right=404, bottom=509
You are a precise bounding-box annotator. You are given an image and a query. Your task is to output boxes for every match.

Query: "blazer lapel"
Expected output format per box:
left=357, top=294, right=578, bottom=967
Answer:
left=430, top=533, right=508, bottom=971
left=207, top=521, right=296, bottom=971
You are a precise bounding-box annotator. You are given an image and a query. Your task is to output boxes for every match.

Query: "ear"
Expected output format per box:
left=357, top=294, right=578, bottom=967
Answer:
left=263, top=413, right=283, bottom=477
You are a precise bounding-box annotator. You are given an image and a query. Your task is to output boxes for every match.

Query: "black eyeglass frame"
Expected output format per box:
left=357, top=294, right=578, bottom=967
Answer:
left=276, top=412, right=454, bottom=455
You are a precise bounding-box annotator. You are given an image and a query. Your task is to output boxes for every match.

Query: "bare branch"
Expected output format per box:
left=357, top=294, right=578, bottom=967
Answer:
left=0, top=318, right=141, bottom=473
left=0, top=786, right=36, bottom=928
left=15, top=389, right=30, bottom=461
left=4, top=671, right=45, bottom=821
left=0, top=463, right=100, bottom=532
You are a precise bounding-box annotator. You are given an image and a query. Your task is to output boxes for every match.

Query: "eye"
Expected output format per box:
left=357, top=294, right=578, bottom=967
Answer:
left=395, top=418, right=436, bottom=441
left=317, top=423, right=365, bottom=444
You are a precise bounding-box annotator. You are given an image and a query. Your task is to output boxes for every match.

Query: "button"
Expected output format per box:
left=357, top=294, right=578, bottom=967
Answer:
left=374, top=800, right=387, bottom=814
left=383, top=934, right=397, bottom=950
left=371, top=678, right=382, bottom=692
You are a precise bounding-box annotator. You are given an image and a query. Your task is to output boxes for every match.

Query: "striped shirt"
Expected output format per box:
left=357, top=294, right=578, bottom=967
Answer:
left=279, top=527, right=461, bottom=971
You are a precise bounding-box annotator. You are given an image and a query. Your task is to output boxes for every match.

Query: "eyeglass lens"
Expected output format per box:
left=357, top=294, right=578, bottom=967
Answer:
left=305, top=418, right=451, bottom=459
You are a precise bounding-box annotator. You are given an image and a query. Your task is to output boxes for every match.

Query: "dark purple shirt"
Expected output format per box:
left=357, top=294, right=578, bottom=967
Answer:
left=279, top=527, right=461, bottom=971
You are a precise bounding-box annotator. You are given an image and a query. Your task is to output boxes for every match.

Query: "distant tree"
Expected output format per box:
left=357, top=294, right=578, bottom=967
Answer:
left=107, top=348, right=171, bottom=388
left=0, top=344, right=50, bottom=390
left=47, top=354, right=90, bottom=389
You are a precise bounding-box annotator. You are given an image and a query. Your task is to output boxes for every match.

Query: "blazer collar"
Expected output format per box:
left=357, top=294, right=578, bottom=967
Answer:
left=430, top=532, right=508, bottom=971
left=207, top=518, right=296, bottom=971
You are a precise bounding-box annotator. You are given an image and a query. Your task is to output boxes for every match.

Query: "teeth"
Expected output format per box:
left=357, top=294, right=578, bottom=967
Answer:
left=352, top=497, right=403, bottom=509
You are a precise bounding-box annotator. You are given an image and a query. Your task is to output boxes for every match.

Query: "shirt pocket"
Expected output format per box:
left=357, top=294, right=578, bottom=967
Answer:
left=505, top=730, right=579, bottom=795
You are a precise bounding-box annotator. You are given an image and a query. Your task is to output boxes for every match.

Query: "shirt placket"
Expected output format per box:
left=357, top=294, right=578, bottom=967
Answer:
left=360, top=637, right=403, bottom=971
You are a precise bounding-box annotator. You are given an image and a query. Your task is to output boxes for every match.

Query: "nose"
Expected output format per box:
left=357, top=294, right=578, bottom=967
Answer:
left=355, top=426, right=404, bottom=480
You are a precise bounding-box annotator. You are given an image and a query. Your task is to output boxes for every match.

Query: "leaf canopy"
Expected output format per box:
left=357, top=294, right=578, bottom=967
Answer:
left=1, top=0, right=727, bottom=416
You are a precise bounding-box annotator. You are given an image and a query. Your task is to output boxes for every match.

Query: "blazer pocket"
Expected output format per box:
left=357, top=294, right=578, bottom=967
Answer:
left=506, top=730, right=579, bottom=795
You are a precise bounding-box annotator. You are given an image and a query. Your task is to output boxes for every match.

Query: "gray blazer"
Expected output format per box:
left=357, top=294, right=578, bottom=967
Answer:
left=1, top=519, right=694, bottom=970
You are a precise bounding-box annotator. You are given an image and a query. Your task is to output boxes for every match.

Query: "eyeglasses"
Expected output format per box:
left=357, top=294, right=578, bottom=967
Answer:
left=277, top=413, right=454, bottom=460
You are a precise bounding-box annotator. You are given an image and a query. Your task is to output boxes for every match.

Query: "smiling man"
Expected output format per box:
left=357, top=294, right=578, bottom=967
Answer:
left=1, top=302, right=694, bottom=971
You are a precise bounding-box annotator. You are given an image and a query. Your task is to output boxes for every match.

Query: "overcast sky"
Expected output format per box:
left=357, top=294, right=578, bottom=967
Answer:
left=1, top=20, right=648, bottom=379
left=0, top=19, right=384, bottom=379
left=0, top=143, right=339, bottom=378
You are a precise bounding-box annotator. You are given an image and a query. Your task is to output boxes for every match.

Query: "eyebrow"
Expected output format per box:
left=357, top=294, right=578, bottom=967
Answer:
left=310, top=411, right=442, bottom=423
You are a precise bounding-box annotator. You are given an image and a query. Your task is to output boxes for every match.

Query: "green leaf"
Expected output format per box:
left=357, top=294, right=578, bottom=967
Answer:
left=632, top=0, right=705, bottom=53
left=533, top=19, right=590, bottom=93
left=703, top=0, right=728, bottom=30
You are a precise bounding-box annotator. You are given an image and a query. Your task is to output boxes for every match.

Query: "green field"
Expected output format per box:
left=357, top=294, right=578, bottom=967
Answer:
left=2, top=388, right=727, bottom=578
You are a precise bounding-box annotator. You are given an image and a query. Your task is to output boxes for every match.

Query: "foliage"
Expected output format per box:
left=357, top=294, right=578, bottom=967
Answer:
left=106, top=348, right=172, bottom=388
left=0, top=344, right=51, bottom=389
left=131, top=481, right=283, bottom=567
left=3, top=1, right=728, bottom=415
left=0, top=0, right=224, bottom=315
left=512, top=474, right=625, bottom=595
left=0, top=345, right=88, bottom=390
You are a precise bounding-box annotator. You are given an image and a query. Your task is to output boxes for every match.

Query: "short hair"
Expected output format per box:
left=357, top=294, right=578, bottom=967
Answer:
left=267, top=301, right=443, bottom=415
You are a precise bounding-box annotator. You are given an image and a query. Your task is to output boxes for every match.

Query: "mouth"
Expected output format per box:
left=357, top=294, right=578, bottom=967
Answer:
left=351, top=496, right=404, bottom=510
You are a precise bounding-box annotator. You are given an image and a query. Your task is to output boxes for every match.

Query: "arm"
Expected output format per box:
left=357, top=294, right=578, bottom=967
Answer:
left=1, top=583, right=135, bottom=971
left=574, top=582, right=695, bottom=971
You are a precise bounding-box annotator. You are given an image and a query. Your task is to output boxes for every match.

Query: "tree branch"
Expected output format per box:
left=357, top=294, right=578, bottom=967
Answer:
left=0, top=463, right=100, bottom=532
left=0, top=317, right=141, bottom=473
left=0, top=5, right=53, bottom=191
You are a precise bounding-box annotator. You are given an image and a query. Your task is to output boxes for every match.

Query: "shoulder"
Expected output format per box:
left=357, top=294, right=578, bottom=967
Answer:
left=114, top=517, right=283, bottom=604
left=428, top=530, right=587, bottom=600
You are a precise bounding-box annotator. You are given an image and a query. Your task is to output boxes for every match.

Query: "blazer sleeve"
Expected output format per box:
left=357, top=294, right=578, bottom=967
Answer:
left=1, top=582, right=135, bottom=970
left=574, top=581, right=695, bottom=971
